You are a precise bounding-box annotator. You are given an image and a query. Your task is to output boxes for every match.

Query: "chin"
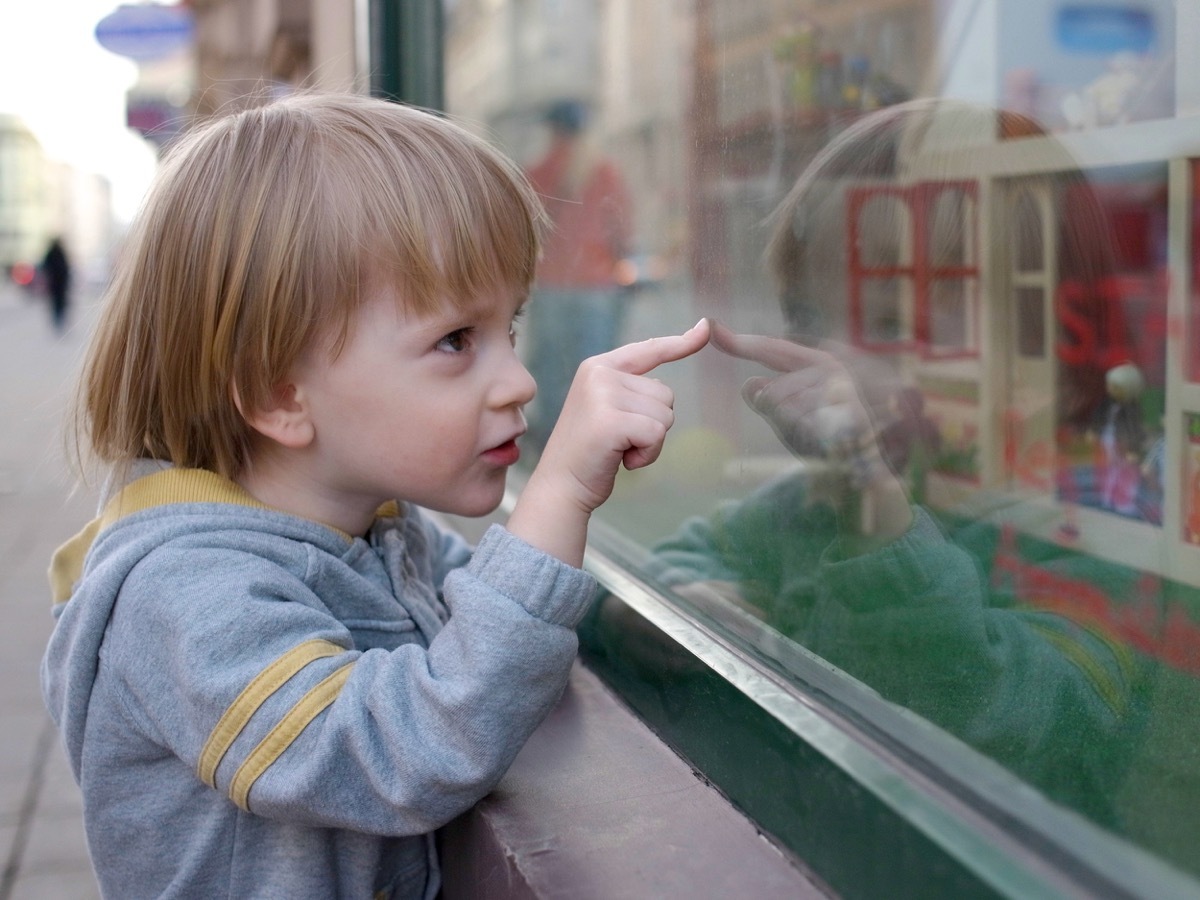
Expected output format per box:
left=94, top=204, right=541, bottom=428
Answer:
left=433, top=491, right=506, bottom=519
left=457, top=500, right=504, bottom=518
left=420, top=471, right=508, bottom=519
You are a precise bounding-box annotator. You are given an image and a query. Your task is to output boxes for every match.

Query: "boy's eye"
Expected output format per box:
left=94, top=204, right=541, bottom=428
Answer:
left=510, top=307, right=526, bottom=346
left=436, top=328, right=472, bottom=353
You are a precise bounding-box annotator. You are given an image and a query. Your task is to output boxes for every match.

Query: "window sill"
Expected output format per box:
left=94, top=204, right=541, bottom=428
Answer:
left=439, top=661, right=829, bottom=899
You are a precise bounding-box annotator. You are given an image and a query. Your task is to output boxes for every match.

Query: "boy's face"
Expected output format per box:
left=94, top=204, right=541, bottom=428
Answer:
left=286, top=282, right=536, bottom=527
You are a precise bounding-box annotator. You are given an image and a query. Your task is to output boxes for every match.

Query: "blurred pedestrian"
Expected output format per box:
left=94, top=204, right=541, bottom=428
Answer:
left=40, top=236, right=71, bottom=332
left=525, top=99, right=634, bottom=449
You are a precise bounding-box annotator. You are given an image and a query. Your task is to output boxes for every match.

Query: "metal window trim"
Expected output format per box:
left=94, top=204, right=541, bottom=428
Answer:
left=367, top=0, right=443, bottom=109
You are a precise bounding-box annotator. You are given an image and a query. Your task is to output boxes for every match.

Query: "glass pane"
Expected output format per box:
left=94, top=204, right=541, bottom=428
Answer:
left=1191, top=159, right=1200, bottom=382
left=862, top=276, right=907, bottom=343
left=856, top=194, right=908, bottom=268
left=929, top=277, right=969, bottom=348
left=928, top=187, right=972, bottom=268
left=1015, top=286, right=1046, bottom=358
left=1052, top=166, right=1168, bottom=527
left=1013, top=189, right=1044, bottom=272
left=445, top=1, right=1192, bottom=891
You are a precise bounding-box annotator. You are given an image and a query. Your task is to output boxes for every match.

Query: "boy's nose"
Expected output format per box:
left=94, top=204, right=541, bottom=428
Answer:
left=494, top=349, right=537, bottom=409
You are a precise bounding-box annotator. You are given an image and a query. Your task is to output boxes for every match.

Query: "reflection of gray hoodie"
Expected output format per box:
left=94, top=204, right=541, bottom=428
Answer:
left=41, top=466, right=595, bottom=899
left=647, top=472, right=1146, bottom=828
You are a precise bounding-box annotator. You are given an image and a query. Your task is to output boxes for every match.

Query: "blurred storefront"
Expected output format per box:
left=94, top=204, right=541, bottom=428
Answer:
left=0, top=115, right=112, bottom=287
left=442, top=2, right=1200, bottom=897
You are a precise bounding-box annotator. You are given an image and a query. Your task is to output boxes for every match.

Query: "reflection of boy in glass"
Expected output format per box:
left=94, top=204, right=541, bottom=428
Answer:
left=879, top=385, right=941, bottom=504
left=643, top=99, right=1153, bottom=830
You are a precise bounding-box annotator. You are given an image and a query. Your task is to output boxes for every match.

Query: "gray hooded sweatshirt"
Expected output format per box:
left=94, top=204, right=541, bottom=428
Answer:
left=41, top=465, right=596, bottom=899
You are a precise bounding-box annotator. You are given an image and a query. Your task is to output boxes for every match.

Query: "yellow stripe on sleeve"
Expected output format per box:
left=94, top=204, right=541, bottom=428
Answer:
left=1030, top=622, right=1127, bottom=716
left=197, top=639, right=346, bottom=788
left=229, top=661, right=356, bottom=812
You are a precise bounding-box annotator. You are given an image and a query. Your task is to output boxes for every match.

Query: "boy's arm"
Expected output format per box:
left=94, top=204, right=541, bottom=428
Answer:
left=506, top=319, right=710, bottom=566
left=106, top=533, right=596, bottom=836
left=807, top=512, right=1142, bottom=803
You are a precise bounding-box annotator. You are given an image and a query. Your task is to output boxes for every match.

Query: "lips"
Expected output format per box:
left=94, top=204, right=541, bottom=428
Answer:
left=482, top=438, right=521, bottom=467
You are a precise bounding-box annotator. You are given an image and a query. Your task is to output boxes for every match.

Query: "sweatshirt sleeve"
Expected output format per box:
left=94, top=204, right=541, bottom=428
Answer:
left=804, top=508, right=1145, bottom=819
left=806, top=509, right=1134, bottom=738
left=647, top=484, right=1142, bottom=808
left=420, top=512, right=474, bottom=592
left=103, top=524, right=596, bottom=836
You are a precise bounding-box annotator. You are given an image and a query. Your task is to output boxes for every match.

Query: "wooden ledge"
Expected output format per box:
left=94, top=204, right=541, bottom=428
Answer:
left=440, top=662, right=829, bottom=898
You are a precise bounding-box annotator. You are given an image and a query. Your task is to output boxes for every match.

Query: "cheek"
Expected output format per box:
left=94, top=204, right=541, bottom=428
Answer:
left=424, top=412, right=477, bottom=452
left=391, top=401, right=471, bottom=458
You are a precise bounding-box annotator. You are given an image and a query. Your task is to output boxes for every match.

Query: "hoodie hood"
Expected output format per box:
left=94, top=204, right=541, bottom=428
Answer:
left=41, top=465, right=401, bottom=779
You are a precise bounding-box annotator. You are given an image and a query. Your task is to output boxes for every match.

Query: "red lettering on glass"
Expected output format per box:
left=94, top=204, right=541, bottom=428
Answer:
left=1055, top=278, right=1155, bottom=372
left=992, top=525, right=1200, bottom=675
left=1002, top=410, right=1053, bottom=490
left=1056, top=280, right=1095, bottom=367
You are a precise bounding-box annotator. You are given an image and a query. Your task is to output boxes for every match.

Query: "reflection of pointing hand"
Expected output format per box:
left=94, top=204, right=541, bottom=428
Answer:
left=508, top=319, right=711, bottom=566
left=710, top=319, right=912, bottom=546
left=710, top=320, right=873, bottom=461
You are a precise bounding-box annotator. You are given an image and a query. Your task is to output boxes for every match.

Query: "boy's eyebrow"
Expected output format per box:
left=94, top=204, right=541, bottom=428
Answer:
left=462, top=288, right=530, bottom=318
left=407, top=289, right=528, bottom=330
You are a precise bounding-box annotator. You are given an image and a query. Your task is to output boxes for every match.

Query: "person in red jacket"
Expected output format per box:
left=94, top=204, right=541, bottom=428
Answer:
left=525, top=99, right=634, bottom=449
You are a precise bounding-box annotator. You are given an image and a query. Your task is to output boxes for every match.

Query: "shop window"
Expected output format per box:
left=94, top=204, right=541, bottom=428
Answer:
left=1013, top=189, right=1045, bottom=273
left=445, top=2, right=1200, bottom=897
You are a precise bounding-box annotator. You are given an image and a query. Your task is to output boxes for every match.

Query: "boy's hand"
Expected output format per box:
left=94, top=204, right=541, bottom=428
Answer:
left=546, top=318, right=711, bottom=509
left=508, top=319, right=710, bottom=566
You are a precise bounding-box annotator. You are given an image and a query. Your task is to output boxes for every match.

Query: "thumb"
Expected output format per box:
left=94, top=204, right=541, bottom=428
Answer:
left=741, top=376, right=771, bottom=407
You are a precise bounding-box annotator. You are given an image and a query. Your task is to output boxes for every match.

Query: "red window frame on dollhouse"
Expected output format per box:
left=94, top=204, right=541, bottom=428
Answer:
left=847, top=181, right=980, bottom=359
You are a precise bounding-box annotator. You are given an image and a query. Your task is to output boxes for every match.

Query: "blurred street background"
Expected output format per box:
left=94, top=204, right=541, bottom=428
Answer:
left=1, top=3, right=156, bottom=895
left=0, top=281, right=100, bottom=898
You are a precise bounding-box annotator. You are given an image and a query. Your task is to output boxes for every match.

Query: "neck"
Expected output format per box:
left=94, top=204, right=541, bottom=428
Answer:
left=237, top=451, right=375, bottom=538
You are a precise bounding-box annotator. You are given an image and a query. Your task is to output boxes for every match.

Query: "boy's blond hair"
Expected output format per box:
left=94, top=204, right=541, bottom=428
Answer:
left=76, top=92, right=544, bottom=481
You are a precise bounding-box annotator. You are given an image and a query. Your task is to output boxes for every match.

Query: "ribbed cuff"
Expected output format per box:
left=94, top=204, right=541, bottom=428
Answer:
left=467, top=525, right=598, bottom=628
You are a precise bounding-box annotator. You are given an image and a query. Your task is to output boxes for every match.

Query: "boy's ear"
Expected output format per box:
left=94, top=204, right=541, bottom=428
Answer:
left=232, top=381, right=315, bottom=449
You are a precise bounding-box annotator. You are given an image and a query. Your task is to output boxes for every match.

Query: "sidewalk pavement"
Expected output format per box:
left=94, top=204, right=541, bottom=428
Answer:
left=0, top=284, right=101, bottom=899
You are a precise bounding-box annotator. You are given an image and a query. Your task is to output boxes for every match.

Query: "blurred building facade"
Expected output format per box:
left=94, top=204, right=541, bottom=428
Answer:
left=0, top=114, right=113, bottom=282
left=0, top=115, right=48, bottom=272
left=183, top=0, right=360, bottom=118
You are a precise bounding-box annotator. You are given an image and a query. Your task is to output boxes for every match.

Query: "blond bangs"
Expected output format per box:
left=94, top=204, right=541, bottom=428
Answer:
left=74, top=93, right=543, bottom=481
left=325, top=104, right=543, bottom=319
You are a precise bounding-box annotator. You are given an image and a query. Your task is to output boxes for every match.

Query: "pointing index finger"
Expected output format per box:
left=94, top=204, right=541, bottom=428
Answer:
left=710, top=319, right=828, bottom=372
left=601, top=318, right=711, bottom=376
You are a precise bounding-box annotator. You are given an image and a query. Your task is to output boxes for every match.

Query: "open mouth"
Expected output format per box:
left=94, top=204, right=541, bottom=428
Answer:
left=482, top=439, right=521, bottom=467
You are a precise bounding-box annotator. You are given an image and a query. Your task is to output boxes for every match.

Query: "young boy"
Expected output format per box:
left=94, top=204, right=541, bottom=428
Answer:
left=41, top=93, right=708, bottom=899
